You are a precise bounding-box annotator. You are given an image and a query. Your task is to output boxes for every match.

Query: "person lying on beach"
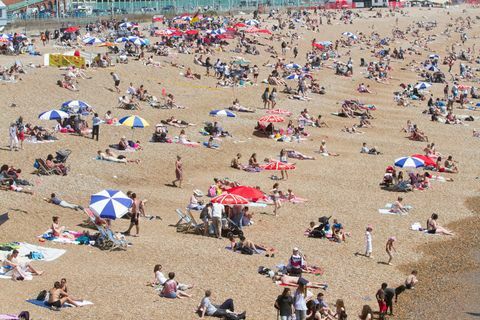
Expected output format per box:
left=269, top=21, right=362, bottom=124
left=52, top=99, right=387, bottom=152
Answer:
left=47, top=281, right=81, bottom=309
left=44, top=193, right=81, bottom=211
left=160, top=272, right=192, bottom=299
left=319, top=140, right=339, bottom=156
left=272, top=274, right=327, bottom=289
left=0, top=180, right=33, bottom=195
left=196, top=289, right=246, bottom=320
left=162, top=116, right=195, bottom=128
left=228, top=235, right=274, bottom=256
left=178, top=129, right=200, bottom=146
left=360, top=142, right=381, bottom=155
left=2, top=249, right=43, bottom=280
left=229, top=99, right=255, bottom=113
left=285, top=149, right=315, bottom=160
left=97, top=149, right=140, bottom=164
left=426, top=213, right=454, bottom=235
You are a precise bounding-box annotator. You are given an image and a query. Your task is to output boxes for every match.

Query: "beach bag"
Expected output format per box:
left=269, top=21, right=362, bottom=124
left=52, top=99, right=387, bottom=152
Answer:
left=28, top=251, right=44, bottom=260
left=241, top=246, right=254, bottom=255
left=36, top=290, right=47, bottom=301
left=207, top=185, right=216, bottom=197
left=33, top=160, right=40, bottom=169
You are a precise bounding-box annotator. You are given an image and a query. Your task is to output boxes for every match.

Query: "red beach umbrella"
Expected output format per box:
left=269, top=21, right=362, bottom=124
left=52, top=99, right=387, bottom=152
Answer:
left=211, top=193, right=249, bottom=205
left=411, top=154, right=436, bottom=167
left=266, top=109, right=292, bottom=116
left=261, top=161, right=296, bottom=170
left=226, top=186, right=265, bottom=201
left=258, top=115, right=285, bottom=123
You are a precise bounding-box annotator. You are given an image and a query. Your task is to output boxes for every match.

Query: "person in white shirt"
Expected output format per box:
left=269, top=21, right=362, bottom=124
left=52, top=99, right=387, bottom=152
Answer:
left=211, top=202, right=224, bottom=239
left=9, top=123, right=19, bottom=151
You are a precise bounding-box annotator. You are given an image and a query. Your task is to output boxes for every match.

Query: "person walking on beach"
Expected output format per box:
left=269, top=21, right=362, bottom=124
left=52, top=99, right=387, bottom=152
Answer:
left=9, top=123, right=19, bottom=151
left=293, top=283, right=308, bottom=320
left=111, top=72, right=120, bottom=93
left=172, top=155, right=183, bottom=188
left=124, top=192, right=140, bottom=237
left=364, top=226, right=373, bottom=258
left=92, top=113, right=101, bottom=141
left=385, top=237, right=397, bottom=265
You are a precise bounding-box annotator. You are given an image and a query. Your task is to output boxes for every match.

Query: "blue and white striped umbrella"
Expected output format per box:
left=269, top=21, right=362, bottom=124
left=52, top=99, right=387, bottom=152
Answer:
left=342, top=32, right=358, bottom=40
left=245, top=19, right=260, bottom=26
left=38, top=109, right=69, bottom=120
left=285, top=74, right=301, bottom=80
left=429, top=54, right=439, bottom=59
left=209, top=109, right=236, bottom=117
left=83, top=36, right=103, bottom=45
left=476, top=102, right=480, bottom=107
left=209, top=28, right=227, bottom=35
left=115, top=37, right=129, bottom=43
left=285, top=63, right=302, bottom=69
left=0, top=33, right=13, bottom=41
left=61, top=100, right=92, bottom=114
left=394, top=156, right=425, bottom=169
left=128, top=36, right=148, bottom=46
left=425, top=64, right=439, bottom=72
left=414, top=82, right=432, bottom=90
left=119, top=22, right=136, bottom=29
left=89, top=189, right=133, bottom=220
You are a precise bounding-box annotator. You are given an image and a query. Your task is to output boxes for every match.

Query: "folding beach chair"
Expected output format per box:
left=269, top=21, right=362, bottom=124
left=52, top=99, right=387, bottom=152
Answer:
left=83, top=208, right=127, bottom=251
left=184, top=210, right=204, bottom=234
left=174, top=208, right=191, bottom=229
left=34, top=159, right=57, bottom=176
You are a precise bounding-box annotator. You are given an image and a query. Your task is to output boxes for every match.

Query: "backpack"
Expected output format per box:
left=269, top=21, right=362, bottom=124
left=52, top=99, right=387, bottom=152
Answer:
left=36, top=290, right=47, bottom=301
left=241, top=246, right=254, bottom=255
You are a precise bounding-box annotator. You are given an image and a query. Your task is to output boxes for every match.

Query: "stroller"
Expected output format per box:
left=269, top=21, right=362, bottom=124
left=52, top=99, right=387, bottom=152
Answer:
left=308, top=216, right=331, bottom=238
left=54, top=149, right=72, bottom=164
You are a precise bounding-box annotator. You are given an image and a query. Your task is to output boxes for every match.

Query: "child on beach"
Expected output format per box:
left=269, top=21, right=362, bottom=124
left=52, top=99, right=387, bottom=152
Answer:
left=365, top=226, right=373, bottom=258
left=385, top=237, right=397, bottom=265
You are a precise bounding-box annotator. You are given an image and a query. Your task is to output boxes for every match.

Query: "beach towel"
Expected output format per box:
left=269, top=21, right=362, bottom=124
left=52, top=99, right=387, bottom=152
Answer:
left=0, top=243, right=66, bottom=263
left=0, top=267, right=32, bottom=280
left=27, top=299, right=93, bottom=309
left=0, top=315, right=20, bottom=320
left=38, top=230, right=84, bottom=245
left=225, top=246, right=276, bottom=255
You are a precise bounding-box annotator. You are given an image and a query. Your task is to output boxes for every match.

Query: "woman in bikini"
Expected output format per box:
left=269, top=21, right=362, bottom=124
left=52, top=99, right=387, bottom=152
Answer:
left=271, top=183, right=282, bottom=216
left=426, top=213, right=454, bottom=235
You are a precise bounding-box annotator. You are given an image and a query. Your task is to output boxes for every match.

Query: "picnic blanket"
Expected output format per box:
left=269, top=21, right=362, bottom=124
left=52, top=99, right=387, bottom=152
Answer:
left=0, top=242, right=66, bottom=263
left=27, top=299, right=93, bottom=309
left=38, top=230, right=84, bottom=245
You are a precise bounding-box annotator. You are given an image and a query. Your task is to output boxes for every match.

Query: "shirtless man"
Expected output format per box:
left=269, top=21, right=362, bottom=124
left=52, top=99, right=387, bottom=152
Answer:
left=47, top=281, right=80, bottom=309
left=385, top=237, right=397, bottom=266
left=124, top=193, right=140, bottom=237
left=3, top=249, right=43, bottom=280
left=273, top=274, right=327, bottom=289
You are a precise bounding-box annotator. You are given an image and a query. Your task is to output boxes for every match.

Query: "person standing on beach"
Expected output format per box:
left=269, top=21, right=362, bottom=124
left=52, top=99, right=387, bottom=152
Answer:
left=9, top=123, right=19, bottom=151
left=111, top=72, right=120, bottom=93
left=92, top=113, right=101, bottom=141
left=172, top=155, right=183, bottom=188
left=385, top=237, right=397, bottom=265
left=365, top=226, right=373, bottom=258
left=124, top=192, right=140, bottom=237
left=375, top=283, right=387, bottom=320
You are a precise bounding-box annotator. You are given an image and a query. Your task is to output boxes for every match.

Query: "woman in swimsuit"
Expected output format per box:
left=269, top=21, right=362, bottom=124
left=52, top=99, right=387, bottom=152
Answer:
left=426, top=213, right=454, bottom=235
left=271, top=183, right=282, bottom=217
left=279, top=149, right=289, bottom=180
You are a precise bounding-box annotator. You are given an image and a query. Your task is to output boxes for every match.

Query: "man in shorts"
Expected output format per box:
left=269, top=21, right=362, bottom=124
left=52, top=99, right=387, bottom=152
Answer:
left=111, top=72, right=120, bottom=93
left=124, top=193, right=140, bottom=236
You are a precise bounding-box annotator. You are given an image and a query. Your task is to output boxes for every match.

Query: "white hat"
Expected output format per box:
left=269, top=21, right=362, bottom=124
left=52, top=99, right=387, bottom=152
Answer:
left=293, top=247, right=299, bottom=251
left=193, top=189, right=204, bottom=197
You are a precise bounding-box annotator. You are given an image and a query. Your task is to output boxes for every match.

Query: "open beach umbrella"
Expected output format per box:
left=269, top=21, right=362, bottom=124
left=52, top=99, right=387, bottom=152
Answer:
left=342, top=32, right=358, bottom=40
left=0, top=34, right=12, bottom=42
left=458, top=84, right=471, bottom=91
left=61, top=100, right=92, bottom=115
left=285, top=74, right=301, bottom=80
left=64, top=26, right=79, bottom=33
left=119, top=115, right=149, bottom=128
left=261, top=161, right=296, bottom=171
left=115, top=37, right=129, bottom=43
left=38, top=109, right=69, bottom=120
left=258, top=115, right=285, bottom=123
left=209, top=109, right=236, bottom=117
left=234, top=22, right=247, bottom=28
left=411, top=154, right=436, bottom=167
left=394, top=156, right=425, bottom=169
left=285, top=63, right=302, bottom=69
left=245, top=19, right=260, bottom=26
left=476, top=102, right=480, bottom=107
left=211, top=193, right=249, bottom=205
left=425, top=64, right=439, bottom=72
left=119, top=22, right=136, bottom=29
left=266, top=109, right=292, bottom=116
left=429, top=54, right=439, bottom=59
left=83, top=37, right=103, bottom=45
left=185, top=29, right=199, bottom=36
left=226, top=186, right=265, bottom=202
left=89, top=189, right=133, bottom=220
left=414, top=82, right=432, bottom=90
